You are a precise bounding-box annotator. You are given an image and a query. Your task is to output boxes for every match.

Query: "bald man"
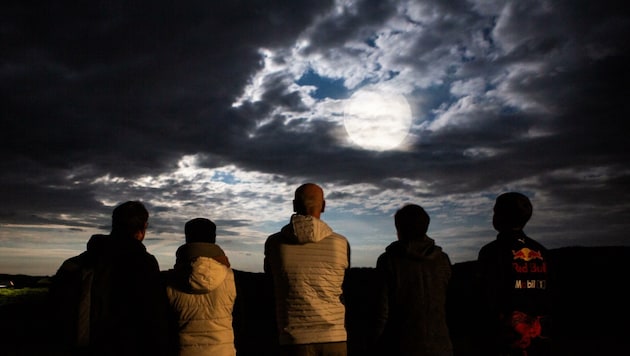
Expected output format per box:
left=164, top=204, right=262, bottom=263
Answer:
left=264, top=183, right=351, bottom=356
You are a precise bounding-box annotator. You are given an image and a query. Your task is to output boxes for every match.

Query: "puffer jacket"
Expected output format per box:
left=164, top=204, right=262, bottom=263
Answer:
left=264, top=214, right=350, bottom=345
left=165, top=242, right=236, bottom=356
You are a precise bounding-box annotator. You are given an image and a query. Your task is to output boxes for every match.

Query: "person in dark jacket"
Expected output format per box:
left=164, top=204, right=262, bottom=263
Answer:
left=476, top=192, right=552, bottom=356
left=373, top=204, right=453, bottom=355
left=49, top=201, right=173, bottom=356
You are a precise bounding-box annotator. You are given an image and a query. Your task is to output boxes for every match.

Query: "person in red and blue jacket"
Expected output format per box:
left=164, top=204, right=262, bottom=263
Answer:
left=476, top=192, right=553, bottom=356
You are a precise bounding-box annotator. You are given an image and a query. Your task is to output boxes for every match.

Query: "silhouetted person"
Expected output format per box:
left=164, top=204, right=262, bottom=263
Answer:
left=264, top=183, right=351, bottom=356
left=373, top=203, right=453, bottom=355
left=164, top=218, right=236, bottom=356
left=49, top=201, right=172, bottom=355
left=476, top=192, right=552, bottom=355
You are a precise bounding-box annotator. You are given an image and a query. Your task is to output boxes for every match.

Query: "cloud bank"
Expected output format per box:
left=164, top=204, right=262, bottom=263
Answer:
left=1, top=0, right=629, bottom=275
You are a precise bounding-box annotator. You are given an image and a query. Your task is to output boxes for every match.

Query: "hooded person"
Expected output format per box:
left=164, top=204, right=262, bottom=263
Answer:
left=264, top=183, right=351, bottom=355
left=165, top=218, right=237, bottom=356
left=373, top=204, right=454, bottom=355
left=49, top=201, right=172, bottom=356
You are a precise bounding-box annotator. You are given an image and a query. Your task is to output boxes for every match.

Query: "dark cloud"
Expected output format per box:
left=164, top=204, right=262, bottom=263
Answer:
left=1, top=0, right=334, bottom=179
left=1, top=0, right=629, bottom=274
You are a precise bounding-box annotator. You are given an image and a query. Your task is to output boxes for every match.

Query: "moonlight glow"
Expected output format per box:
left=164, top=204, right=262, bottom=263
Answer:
left=343, top=89, right=412, bottom=151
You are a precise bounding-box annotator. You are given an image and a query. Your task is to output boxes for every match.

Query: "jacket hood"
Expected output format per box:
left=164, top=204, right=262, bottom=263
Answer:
left=385, top=236, right=442, bottom=261
left=175, top=242, right=230, bottom=267
left=86, top=234, right=109, bottom=252
left=280, top=214, right=333, bottom=244
left=172, top=242, right=230, bottom=294
left=86, top=233, right=147, bottom=257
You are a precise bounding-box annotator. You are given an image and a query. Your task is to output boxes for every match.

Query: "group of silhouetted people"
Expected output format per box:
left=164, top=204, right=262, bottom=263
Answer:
left=49, top=183, right=552, bottom=356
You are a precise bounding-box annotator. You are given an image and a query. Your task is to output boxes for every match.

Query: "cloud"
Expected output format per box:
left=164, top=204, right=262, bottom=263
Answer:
left=1, top=0, right=629, bottom=275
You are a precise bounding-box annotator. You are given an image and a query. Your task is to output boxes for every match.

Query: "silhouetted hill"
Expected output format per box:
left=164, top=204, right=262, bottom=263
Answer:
left=1, top=246, right=628, bottom=355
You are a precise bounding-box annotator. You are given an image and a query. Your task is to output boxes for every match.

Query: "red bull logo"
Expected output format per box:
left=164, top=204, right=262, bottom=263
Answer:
left=512, top=248, right=543, bottom=262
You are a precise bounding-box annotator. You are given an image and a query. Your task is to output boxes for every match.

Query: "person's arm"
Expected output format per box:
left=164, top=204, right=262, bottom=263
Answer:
left=48, top=257, right=82, bottom=352
left=371, top=254, right=389, bottom=343
left=141, top=255, right=175, bottom=355
left=346, top=240, right=351, bottom=269
left=263, top=237, right=271, bottom=274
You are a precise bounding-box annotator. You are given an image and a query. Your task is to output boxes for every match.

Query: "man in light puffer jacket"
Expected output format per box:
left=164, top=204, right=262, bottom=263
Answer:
left=165, top=218, right=237, bottom=356
left=264, top=183, right=351, bottom=356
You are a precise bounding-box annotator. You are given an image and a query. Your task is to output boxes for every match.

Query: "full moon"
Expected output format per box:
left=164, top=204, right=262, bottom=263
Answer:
left=343, top=89, right=412, bottom=151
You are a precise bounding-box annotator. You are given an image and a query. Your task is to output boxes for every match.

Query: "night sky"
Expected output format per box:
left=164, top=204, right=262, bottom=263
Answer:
left=2, top=0, right=629, bottom=276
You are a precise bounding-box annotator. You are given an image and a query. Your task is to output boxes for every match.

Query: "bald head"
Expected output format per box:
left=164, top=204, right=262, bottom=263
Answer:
left=293, top=183, right=325, bottom=218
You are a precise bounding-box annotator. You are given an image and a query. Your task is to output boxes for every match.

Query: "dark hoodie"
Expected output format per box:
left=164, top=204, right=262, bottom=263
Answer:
left=374, top=236, right=453, bottom=356
left=49, top=234, right=172, bottom=356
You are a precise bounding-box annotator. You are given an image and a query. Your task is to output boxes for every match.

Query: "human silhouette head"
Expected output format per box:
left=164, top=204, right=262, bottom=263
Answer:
left=111, top=201, right=149, bottom=241
left=492, top=192, right=533, bottom=232
left=394, top=204, right=430, bottom=241
left=293, top=183, right=326, bottom=218
left=185, top=218, right=217, bottom=243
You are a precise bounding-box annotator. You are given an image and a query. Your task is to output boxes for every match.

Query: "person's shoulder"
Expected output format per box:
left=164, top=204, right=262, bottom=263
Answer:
left=330, top=231, right=349, bottom=241
left=87, top=233, right=109, bottom=245
left=266, top=230, right=283, bottom=239
left=477, top=239, right=500, bottom=260
left=264, top=230, right=287, bottom=255
left=439, top=251, right=453, bottom=269
left=141, top=250, right=160, bottom=265
left=55, top=253, right=85, bottom=275
left=438, top=247, right=451, bottom=260
left=523, top=234, right=547, bottom=248
left=479, top=239, right=498, bottom=251
left=114, top=239, right=159, bottom=266
left=325, top=232, right=350, bottom=249
left=376, top=249, right=390, bottom=263
left=265, top=230, right=283, bottom=245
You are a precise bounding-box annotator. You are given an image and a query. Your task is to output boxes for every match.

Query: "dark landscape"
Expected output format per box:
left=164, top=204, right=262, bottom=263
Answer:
left=1, top=246, right=627, bottom=355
